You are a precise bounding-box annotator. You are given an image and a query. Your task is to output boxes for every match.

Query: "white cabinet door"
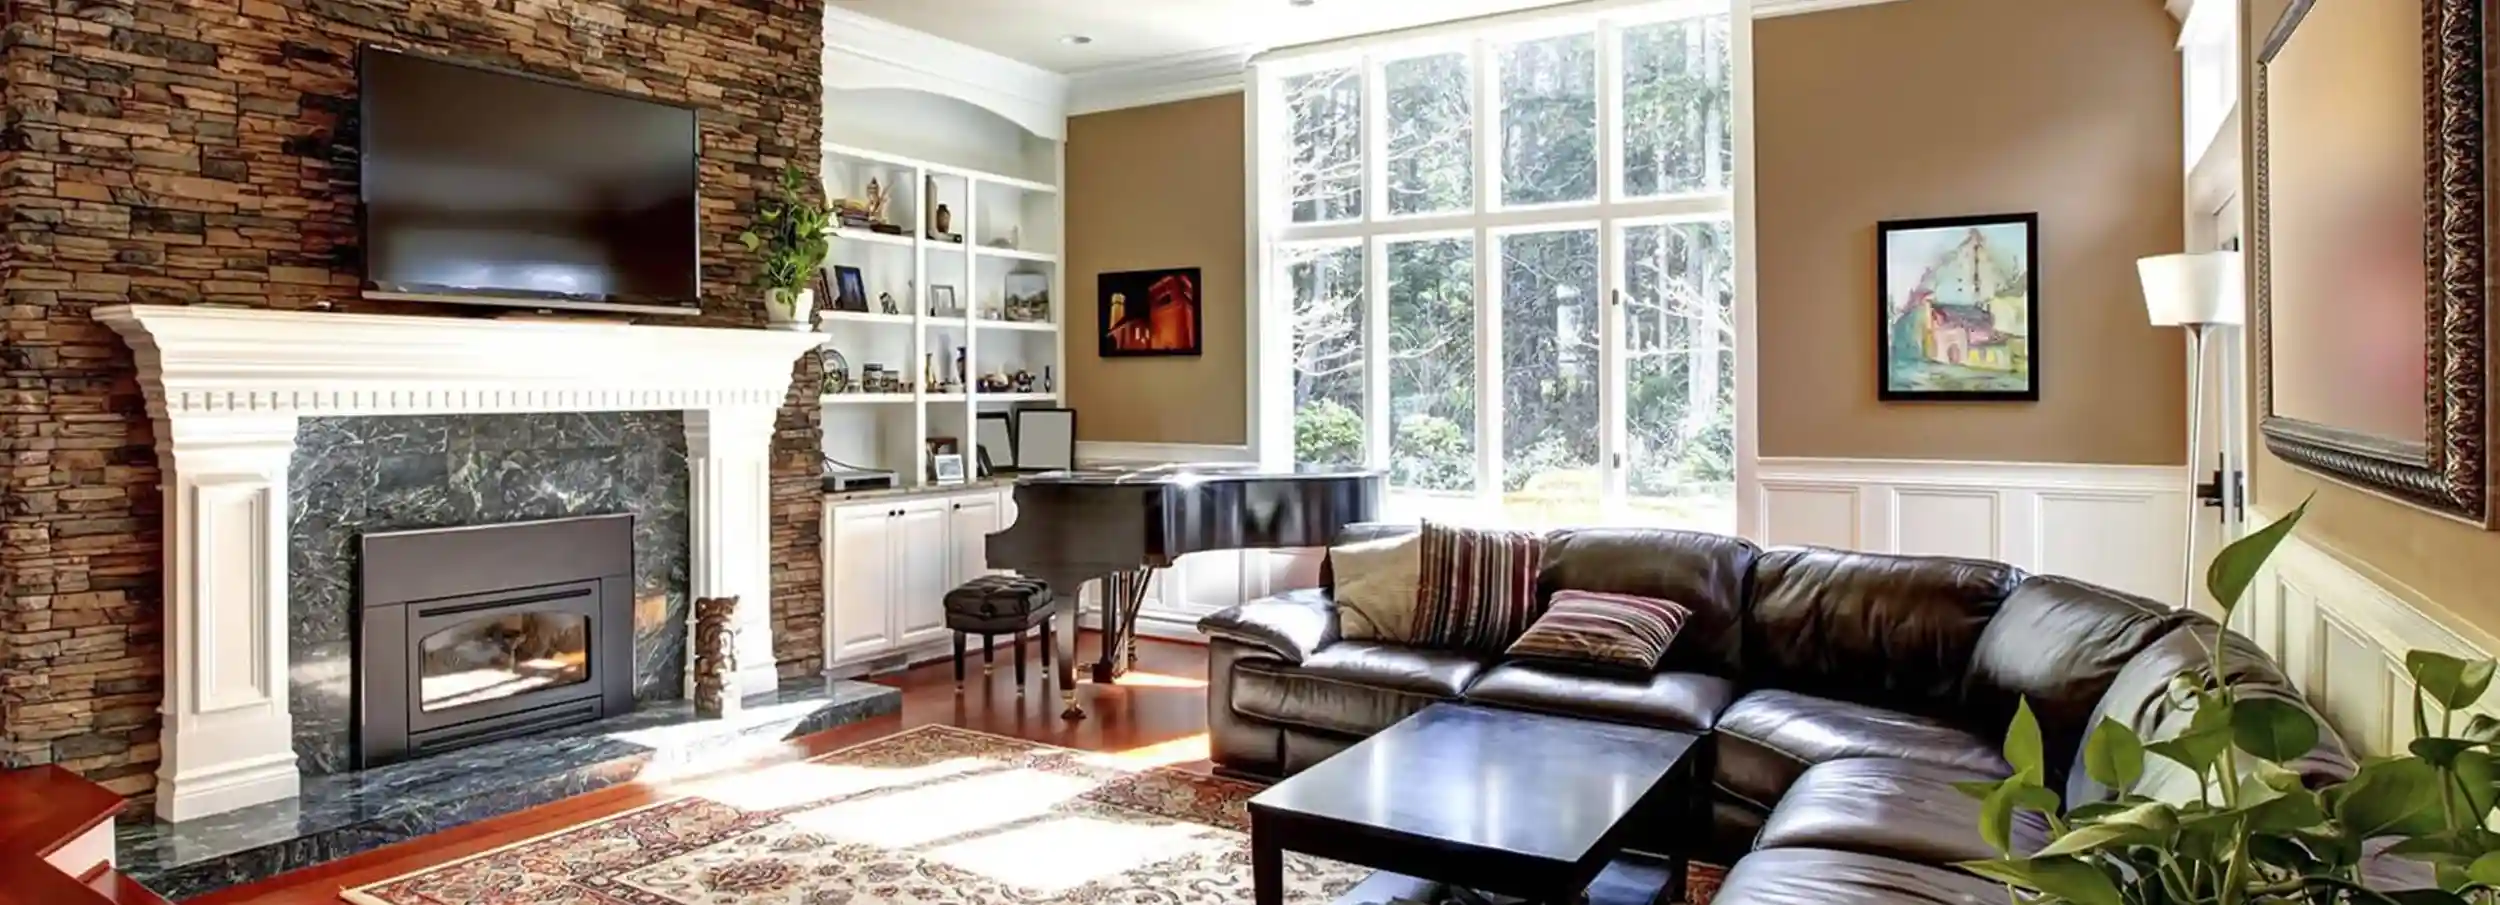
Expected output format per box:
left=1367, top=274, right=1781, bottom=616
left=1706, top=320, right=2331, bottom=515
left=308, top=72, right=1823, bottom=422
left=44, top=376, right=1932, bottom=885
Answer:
left=826, top=505, right=896, bottom=663
left=948, top=493, right=1002, bottom=587
left=891, top=500, right=953, bottom=647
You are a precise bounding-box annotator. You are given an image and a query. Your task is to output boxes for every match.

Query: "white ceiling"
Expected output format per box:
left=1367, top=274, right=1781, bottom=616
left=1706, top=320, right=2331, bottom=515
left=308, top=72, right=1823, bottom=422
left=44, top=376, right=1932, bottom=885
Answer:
left=831, top=0, right=1588, bottom=75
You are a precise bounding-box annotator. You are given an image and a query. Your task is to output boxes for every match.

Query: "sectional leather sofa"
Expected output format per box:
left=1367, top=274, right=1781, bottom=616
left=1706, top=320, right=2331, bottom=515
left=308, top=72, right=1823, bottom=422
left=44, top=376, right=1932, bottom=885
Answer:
left=1197, top=525, right=2353, bottom=905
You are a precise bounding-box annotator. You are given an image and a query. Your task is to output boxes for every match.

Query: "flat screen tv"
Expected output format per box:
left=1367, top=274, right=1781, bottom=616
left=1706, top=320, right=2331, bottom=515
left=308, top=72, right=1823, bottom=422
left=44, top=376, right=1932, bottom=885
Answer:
left=360, top=47, right=702, bottom=315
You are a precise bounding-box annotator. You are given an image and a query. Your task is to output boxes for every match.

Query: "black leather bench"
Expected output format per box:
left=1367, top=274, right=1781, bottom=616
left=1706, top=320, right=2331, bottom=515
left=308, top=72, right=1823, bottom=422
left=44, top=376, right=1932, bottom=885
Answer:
left=943, top=575, right=1057, bottom=692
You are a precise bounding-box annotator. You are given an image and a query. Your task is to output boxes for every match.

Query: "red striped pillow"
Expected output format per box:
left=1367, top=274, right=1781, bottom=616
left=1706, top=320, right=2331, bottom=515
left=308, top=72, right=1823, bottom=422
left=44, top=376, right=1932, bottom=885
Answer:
left=1503, top=589, right=1692, bottom=671
left=1411, top=522, right=1547, bottom=653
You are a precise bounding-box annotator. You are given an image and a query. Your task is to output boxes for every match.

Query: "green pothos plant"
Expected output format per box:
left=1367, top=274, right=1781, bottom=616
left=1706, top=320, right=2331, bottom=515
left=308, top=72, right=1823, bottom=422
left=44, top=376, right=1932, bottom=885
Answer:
left=1962, top=501, right=2500, bottom=905
left=738, top=164, right=830, bottom=320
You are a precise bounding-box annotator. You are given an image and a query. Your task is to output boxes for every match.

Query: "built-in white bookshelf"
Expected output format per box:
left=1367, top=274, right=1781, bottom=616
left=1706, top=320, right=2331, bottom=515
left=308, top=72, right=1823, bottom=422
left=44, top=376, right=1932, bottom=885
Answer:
left=812, top=116, right=1066, bottom=487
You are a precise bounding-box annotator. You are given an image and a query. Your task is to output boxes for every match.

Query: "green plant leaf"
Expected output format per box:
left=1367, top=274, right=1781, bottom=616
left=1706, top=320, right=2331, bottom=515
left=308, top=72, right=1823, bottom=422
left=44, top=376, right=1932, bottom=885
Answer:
left=2083, top=717, right=2145, bottom=791
left=2005, top=698, right=2045, bottom=776
left=2469, top=851, right=2500, bottom=887
left=1954, top=858, right=2042, bottom=893
left=2094, top=800, right=2179, bottom=833
left=2206, top=500, right=2306, bottom=616
left=2453, top=749, right=2500, bottom=818
left=2461, top=713, right=2500, bottom=743
left=1978, top=771, right=2052, bottom=854
left=2242, top=787, right=2324, bottom=832
left=2024, top=857, right=2126, bottom=905
left=2335, top=756, right=2445, bottom=838
left=2033, top=822, right=2151, bottom=858
left=2247, top=833, right=2320, bottom=874
left=1952, top=779, right=2001, bottom=801
left=2230, top=697, right=2321, bottom=761
left=2414, top=737, right=2476, bottom=768
left=2147, top=722, right=2233, bottom=775
left=2409, top=651, right=2498, bottom=712
left=739, top=231, right=762, bottom=251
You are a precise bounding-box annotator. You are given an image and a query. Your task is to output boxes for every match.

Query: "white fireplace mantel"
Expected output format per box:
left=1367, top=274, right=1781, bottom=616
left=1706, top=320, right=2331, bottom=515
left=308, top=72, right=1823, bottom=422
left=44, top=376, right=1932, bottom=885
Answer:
left=95, top=304, right=824, bottom=822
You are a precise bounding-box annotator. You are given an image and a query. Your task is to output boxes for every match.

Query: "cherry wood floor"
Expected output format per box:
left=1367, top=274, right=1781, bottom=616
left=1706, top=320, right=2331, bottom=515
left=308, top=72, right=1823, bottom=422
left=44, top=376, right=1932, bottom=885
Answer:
left=187, top=633, right=1213, bottom=905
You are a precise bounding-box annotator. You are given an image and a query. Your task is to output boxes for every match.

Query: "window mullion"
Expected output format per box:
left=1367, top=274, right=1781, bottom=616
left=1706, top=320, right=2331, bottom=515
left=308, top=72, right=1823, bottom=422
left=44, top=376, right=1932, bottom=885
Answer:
left=1364, top=236, right=1391, bottom=473
left=1363, top=53, right=1388, bottom=224
left=1600, top=19, right=1625, bottom=205
left=1472, top=38, right=1503, bottom=507
left=1600, top=219, right=1628, bottom=518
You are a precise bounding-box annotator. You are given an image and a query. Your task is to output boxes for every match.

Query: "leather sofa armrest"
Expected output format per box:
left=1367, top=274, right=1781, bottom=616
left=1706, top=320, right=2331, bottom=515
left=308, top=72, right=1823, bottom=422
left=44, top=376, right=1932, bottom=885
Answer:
left=1198, top=588, right=1340, bottom=664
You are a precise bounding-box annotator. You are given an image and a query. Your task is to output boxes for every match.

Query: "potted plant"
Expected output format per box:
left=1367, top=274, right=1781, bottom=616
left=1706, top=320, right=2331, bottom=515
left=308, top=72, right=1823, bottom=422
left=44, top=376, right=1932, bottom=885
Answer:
left=740, top=164, right=830, bottom=331
left=1963, top=502, right=2500, bottom=904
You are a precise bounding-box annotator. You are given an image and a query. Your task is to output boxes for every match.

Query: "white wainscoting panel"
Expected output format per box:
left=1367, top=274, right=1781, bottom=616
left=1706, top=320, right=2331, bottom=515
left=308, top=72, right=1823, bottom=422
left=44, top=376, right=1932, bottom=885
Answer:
left=1756, top=458, right=2190, bottom=605
left=2240, top=513, right=2500, bottom=756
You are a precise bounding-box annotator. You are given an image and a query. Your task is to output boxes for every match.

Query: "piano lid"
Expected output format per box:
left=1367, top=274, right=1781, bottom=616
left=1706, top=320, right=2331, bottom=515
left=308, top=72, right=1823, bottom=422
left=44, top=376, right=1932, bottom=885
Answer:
left=1010, top=463, right=1380, bottom=486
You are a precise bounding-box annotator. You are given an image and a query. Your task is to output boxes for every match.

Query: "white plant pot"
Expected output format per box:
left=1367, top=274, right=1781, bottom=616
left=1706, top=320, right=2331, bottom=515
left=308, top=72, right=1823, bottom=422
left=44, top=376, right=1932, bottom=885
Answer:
left=767, top=287, right=817, bottom=331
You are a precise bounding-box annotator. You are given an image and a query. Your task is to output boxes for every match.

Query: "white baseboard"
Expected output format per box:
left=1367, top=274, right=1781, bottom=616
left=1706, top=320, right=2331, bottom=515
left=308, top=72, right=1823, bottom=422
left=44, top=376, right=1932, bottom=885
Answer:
left=2242, top=514, right=2499, bottom=756
left=1755, top=457, right=2191, bottom=605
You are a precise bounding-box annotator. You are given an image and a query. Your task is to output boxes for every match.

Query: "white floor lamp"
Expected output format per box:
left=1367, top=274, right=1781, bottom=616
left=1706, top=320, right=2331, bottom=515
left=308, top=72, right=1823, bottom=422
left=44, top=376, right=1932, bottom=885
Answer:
left=2138, top=251, right=2245, bottom=610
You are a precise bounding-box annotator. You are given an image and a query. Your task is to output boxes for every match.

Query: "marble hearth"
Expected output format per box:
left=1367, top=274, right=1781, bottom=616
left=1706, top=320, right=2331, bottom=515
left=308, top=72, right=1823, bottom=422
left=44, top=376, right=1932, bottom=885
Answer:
left=98, top=305, right=828, bottom=822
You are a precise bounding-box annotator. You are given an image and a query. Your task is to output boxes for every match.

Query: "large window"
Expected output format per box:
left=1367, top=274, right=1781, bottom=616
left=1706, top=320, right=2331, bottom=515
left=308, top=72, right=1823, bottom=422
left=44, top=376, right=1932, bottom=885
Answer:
left=1260, top=2, right=1739, bottom=529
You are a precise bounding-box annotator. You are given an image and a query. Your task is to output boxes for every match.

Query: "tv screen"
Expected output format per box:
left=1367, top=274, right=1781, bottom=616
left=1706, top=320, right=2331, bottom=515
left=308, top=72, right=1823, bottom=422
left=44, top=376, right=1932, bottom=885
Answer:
left=360, top=47, right=701, bottom=313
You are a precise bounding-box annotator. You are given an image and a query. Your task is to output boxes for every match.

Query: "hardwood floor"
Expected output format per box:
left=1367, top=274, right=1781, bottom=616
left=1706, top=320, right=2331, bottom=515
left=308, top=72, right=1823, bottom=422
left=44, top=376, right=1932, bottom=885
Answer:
left=187, top=633, right=1213, bottom=905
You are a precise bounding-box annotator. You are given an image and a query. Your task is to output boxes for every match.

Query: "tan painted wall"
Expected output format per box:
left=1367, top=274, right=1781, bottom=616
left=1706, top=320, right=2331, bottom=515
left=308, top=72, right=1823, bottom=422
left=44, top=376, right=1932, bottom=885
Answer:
left=1755, top=0, right=2188, bottom=465
left=2241, top=0, right=2500, bottom=640
left=1064, top=93, right=1250, bottom=446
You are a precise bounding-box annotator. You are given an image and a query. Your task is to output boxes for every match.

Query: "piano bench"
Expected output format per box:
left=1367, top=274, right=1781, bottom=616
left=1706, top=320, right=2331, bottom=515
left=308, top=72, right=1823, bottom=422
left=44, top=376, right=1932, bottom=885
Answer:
left=944, top=576, right=1058, bottom=693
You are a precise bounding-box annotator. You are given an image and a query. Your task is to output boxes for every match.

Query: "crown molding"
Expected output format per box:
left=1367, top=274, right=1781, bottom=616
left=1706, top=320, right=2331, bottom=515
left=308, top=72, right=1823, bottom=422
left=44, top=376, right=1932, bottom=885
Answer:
left=822, top=5, right=1073, bottom=140
left=1066, top=0, right=1914, bottom=116
left=1070, top=45, right=1257, bottom=116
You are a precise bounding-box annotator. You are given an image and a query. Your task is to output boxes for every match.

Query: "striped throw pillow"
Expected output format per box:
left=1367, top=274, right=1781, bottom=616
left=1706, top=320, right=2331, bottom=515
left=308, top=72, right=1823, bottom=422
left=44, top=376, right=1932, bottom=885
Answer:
left=1504, top=590, right=1692, bottom=672
left=1412, top=522, right=1547, bottom=653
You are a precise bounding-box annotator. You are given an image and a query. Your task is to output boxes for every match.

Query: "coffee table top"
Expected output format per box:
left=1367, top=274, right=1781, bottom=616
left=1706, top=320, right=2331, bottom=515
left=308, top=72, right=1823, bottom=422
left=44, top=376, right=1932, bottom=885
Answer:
left=1247, top=703, right=1699, bottom=867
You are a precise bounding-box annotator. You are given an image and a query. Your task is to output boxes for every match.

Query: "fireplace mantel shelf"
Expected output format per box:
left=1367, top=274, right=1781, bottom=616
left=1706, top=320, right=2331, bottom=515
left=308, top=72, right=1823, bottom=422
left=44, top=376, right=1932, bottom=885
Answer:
left=96, top=304, right=822, bottom=824
left=96, top=305, right=825, bottom=418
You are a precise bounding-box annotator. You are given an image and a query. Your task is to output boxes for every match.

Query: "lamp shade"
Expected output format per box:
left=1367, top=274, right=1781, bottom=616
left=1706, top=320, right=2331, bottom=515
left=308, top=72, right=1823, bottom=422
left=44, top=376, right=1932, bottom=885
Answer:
left=2137, top=251, right=2245, bottom=326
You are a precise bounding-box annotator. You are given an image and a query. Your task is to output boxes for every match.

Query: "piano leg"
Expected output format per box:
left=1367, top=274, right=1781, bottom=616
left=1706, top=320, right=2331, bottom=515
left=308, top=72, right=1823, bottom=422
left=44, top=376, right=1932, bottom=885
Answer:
left=1056, top=598, right=1084, bottom=720
left=1091, top=568, right=1155, bottom=685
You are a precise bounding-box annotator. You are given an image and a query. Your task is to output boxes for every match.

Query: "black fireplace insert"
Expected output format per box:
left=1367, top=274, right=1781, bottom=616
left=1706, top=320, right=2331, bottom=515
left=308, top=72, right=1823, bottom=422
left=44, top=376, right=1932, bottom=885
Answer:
left=353, top=515, right=636, bottom=769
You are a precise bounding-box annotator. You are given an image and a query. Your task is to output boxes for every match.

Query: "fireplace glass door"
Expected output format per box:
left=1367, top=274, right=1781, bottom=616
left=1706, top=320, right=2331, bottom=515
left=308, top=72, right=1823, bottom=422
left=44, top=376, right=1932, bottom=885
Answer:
left=417, top=611, right=592, bottom=712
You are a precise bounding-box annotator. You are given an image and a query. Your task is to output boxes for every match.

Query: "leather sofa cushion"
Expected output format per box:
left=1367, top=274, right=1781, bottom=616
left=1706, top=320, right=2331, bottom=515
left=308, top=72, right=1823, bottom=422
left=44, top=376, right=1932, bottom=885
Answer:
left=1229, top=642, right=1485, bottom=738
left=1536, top=528, right=1759, bottom=676
left=1756, top=758, right=2047, bottom=865
left=2071, top=620, right=2353, bottom=807
left=1198, top=588, right=1340, bottom=664
left=1745, top=548, right=2022, bottom=721
left=1461, top=662, right=1738, bottom=732
left=1709, top=848, right=2011, bottom=905
left=1960, top=576, right=2194, bottom=789
left=1715, top=690, right=2009, bottom=812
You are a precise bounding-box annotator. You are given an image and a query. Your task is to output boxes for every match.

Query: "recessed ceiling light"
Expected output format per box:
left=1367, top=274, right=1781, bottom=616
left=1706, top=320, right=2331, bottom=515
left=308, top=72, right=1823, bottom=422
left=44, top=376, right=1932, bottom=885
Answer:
left=1289, top=0, right=1317, bottom=6
left=1062, top=34, right=1094, bottom=45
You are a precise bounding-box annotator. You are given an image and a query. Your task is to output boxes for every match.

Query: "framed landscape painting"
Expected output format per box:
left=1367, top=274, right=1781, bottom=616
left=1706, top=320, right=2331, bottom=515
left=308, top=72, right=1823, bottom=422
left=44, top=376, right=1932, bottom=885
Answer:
left=1877, top=213, right=2040, bottom=401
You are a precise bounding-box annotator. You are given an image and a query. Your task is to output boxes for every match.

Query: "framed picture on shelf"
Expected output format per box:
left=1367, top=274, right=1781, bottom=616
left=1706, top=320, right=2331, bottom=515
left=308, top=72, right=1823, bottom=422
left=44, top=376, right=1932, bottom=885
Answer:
left=1099, top=267, right=1202, bottom=357
left=930, top=454, right=967, bottom=485
left=1876, top=213, right=2039, bottom=402
left=1005, top=272, right=1050, bottom=323
left=832, top=265, right=869, bottom=312
left=930, top=285, right=960, bottom=317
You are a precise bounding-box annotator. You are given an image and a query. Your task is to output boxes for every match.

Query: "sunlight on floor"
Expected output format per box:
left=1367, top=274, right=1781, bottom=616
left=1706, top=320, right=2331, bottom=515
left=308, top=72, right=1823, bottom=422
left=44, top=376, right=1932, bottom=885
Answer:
left=691, top=756, right=996, bottom=811
left=1086, top=733, right=1209, bottom=770
left=1110, top=671, right=1207, bottom=689
left=782, top=767, right=1098, bottom=847
left=921, top=814, right=1230, bottom=893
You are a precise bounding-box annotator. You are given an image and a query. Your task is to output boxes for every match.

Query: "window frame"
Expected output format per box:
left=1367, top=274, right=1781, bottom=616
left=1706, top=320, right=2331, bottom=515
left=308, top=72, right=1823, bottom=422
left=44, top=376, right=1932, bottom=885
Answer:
left=1249, top=0, right=1753, bottom=528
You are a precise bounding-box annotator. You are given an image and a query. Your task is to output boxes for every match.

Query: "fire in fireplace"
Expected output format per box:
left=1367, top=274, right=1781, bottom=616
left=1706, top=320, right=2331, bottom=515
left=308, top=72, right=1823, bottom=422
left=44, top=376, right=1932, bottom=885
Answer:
left=353, top=515, right=637, bottom=769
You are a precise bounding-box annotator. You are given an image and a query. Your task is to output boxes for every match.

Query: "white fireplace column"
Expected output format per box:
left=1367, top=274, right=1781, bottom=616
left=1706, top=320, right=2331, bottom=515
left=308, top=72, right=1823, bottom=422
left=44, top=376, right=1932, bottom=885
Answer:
left=150, top=413, right=302, bottom=822
left=97, top=304, right=824, bottom=822
left=684, top=405, right=785, bottom=697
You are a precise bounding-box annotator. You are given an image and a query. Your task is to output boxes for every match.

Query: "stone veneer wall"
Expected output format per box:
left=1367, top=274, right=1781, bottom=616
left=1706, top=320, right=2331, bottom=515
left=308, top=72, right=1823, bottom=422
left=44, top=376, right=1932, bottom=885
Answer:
left=0, top=0, right=829, bottom=795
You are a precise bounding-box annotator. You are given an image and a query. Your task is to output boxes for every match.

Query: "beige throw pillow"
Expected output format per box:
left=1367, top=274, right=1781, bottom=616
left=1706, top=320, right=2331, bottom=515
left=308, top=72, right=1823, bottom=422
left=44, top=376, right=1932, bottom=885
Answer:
left=1331, top=533, right=1423, bottom=643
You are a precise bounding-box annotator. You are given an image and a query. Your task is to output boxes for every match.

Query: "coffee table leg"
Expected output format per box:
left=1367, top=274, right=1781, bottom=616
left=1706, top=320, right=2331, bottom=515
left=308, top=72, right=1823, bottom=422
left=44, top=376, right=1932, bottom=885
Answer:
left=1251, top=812, right=1284, bottom=905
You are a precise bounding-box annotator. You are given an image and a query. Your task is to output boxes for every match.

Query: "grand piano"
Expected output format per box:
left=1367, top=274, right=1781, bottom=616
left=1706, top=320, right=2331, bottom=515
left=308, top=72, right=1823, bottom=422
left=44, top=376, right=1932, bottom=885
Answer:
left=986, top=463, right=1382, bottom=719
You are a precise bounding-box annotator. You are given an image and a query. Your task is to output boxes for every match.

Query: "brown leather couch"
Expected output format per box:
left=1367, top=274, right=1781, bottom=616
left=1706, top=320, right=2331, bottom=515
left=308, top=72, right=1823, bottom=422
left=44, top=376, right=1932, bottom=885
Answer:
left=1196, top=525, right=2354, bottom=905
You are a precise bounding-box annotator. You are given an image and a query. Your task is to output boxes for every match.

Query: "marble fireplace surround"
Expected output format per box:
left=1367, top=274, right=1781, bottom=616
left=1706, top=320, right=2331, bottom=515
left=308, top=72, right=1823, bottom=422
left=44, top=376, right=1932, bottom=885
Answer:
left=96, top=305, right=824, bottom=823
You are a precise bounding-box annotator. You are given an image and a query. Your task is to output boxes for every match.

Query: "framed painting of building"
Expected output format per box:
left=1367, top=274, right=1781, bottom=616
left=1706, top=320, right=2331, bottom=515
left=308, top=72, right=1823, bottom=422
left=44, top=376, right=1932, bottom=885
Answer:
left=1876, top=212, right=2041, bottom=402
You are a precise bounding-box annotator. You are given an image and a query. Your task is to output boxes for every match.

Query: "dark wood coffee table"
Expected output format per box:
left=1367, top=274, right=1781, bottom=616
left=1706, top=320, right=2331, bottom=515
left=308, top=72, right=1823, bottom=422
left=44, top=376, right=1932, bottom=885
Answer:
left=1248, top=703, right=1704, bottom=905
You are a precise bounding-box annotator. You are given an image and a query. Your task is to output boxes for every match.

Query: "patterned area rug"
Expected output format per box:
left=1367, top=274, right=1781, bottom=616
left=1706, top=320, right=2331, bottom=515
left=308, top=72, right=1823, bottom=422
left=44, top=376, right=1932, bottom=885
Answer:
left=341, top=725, right=1721, bottom=905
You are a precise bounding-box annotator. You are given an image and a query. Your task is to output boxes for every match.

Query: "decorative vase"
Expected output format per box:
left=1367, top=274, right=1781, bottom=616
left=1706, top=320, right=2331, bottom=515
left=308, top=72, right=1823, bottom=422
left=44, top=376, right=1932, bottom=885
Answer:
left=767, top=287, right=816, bottom=331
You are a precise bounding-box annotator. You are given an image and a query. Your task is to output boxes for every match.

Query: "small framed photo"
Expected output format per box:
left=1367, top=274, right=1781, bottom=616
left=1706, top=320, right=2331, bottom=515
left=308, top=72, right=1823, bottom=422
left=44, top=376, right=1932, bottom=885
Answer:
left=930, top=453, right=967, bottom=485
left=930, top=284, right=960, bottom=317
left=832, top=265, right=869, bottom=312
